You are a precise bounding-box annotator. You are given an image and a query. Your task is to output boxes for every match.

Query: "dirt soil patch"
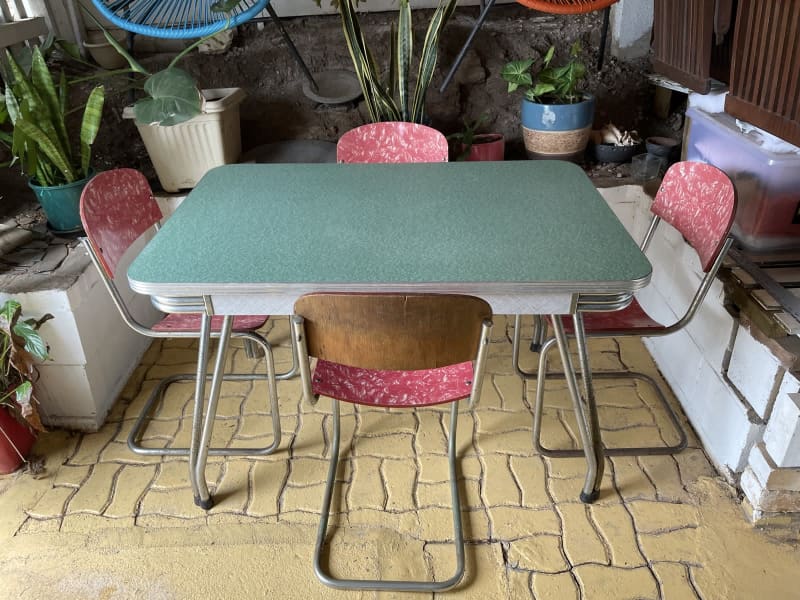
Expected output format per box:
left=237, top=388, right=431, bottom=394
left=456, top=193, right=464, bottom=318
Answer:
left=3, top=5, right=681, bottom=223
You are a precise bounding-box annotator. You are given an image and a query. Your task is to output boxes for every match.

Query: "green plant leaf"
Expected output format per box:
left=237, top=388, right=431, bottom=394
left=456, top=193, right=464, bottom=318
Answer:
left=506, top=42, right=586, bottom=103
left=0, top=299, right=50, bottom=432
left=396, top=0, right=412, bottom=122
left=410, top=0, right=457, bottom=123
left=30, top=47, right=70, bottom=160
left=4, top=85, right=20, bottom=124
left=542, top=45, right=555, bottom=67
left=80, top=85, right=104, bottom=176
left=500, top=59, right=533, bottom=93
left=13, top=321, right=49, bottom=362
left=338, top=0, right=399, bottom=122
left=13, top=117, right=75, bottom=184
left=211, top=0, right=240, bottom=11
left=134, top=68, right=201, bottom=126
left=79, top=4, right=148, bottom=75
left=56, top=39, right=82, bottom=61
left=5, top=50, right=43, bottom=116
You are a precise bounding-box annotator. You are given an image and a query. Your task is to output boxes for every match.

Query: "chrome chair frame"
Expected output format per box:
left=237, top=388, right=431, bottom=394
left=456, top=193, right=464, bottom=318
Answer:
left=513, top=218, right=734, bottom=461
left=291, top=296, right=492, bottom=592
left=80, top=172, right=298, bottom=460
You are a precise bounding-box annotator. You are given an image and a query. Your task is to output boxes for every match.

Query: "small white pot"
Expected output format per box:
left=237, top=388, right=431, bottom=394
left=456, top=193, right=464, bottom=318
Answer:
left=124, top=88, right=245, bottom=192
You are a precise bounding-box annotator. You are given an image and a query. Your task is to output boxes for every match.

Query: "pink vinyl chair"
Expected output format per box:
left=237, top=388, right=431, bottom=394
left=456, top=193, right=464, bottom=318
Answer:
left=514, top=161, right=737, bottom=463
left=292, top=293, right=492, bottom=592
left=80, top=168, right=296, bottom=459
left=336, top=122, right=449, bottom=163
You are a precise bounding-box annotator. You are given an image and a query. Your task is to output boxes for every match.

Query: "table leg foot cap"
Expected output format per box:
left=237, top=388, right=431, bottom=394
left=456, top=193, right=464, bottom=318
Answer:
left=194, top=496, right=214, bottom=510
left=580, top=490, right=599, bottom=504
left=529, top=342, right=542, bottom=353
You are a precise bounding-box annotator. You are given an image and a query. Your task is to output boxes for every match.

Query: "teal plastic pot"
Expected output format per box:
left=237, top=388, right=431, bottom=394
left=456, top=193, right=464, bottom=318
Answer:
left=28, top=170, right=94, bottom=234
left=521, top=94, right=595, bottom=161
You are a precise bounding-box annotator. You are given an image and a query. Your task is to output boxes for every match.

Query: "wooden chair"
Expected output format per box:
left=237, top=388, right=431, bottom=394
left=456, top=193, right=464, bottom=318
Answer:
left=80, top=168, right=297, bottom=459
left=336, top=122, right=449, bottom=163
left=514, top=162, right=737, bottom=462
left=292, top=293, right=492, bottom=592
left=439, top=0, right=620, bottom=92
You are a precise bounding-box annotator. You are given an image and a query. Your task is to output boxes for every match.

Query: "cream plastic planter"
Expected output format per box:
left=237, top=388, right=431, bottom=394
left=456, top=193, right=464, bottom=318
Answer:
left=124, top=88, right=245, bottom=192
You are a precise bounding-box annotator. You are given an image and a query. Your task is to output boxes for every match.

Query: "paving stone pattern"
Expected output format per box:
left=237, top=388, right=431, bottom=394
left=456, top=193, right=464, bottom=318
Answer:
left=6, top=316, right=784, bottom=598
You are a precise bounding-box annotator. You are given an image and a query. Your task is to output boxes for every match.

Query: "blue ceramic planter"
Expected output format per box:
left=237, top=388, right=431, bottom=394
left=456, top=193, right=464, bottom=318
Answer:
left=28, top=171, right=94, bottom=234
left=521, top=94, right=595, bottom=160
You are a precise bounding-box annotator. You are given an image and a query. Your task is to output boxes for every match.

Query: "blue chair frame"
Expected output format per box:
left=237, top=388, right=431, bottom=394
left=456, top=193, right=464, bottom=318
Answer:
left=91, top=0, right=269, bottom=39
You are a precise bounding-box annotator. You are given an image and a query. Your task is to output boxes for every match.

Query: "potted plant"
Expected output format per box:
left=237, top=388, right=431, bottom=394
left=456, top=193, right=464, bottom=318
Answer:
left=447, top=114, right=505, bottom=161
left=317, top=0, right=457, bottom=125
left=2, top=48, right=104, bottom=233
left=83, top=4, right=245, bottom=192
left=501, top=41, right=594, bottom=161
left=0, top=299, right=52, bottom=474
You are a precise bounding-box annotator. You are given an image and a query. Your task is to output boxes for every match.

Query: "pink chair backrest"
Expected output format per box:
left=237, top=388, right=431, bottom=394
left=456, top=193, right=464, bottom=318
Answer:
left=652, top=161, right=737, bottom=272
left=80, top=168, right=163, bottom=278
left=337, top=122, right=449, bottom=163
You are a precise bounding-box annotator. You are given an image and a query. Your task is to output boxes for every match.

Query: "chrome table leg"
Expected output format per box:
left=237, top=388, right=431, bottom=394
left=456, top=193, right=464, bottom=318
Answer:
left=550, top=315, right=602, bottom=503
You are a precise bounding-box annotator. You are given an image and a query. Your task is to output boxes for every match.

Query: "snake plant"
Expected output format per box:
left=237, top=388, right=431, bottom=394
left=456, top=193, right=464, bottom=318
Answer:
left=324, top=0, right=458, bottom=123
left=2, top=47, right=104, bottom=187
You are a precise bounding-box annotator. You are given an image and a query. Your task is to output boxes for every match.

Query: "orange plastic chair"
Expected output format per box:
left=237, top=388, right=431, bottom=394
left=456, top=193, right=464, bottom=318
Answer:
left=336, top=122, right=449, bottom=163
left=440, top=0, right=620, bottom=92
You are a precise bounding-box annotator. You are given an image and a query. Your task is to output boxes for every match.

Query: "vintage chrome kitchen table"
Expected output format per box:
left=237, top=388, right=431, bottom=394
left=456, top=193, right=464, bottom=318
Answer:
left=127, top=161, right=652, bottom=507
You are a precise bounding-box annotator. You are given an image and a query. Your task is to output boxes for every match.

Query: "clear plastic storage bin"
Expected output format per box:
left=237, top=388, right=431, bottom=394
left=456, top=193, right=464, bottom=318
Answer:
left=685, top=107, right=800, bottom=252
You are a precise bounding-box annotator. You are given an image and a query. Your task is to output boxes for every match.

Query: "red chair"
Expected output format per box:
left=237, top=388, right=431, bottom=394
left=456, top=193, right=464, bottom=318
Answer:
left=439, top=0, right=620, bottom=92
left=292, top=293, right=492, bottom=592
left=336, top=122, right=449, bottom=163
left=516, top=161, right=737, bottom=460
left=80, top=168, right=296, bottom=458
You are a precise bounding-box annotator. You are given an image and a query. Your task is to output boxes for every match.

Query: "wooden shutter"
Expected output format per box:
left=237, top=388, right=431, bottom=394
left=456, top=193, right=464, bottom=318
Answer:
left=724, top=0, right=800, bottom=147
left=652, top=0, right=735, bottom=93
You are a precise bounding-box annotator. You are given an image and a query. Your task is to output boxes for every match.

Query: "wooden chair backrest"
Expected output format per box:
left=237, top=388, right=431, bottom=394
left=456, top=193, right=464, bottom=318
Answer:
left=294, top=293, right=492, bottom=371
left=80, top=168, right=163, bottom=278
left=651, top=161, right=737, bottom=272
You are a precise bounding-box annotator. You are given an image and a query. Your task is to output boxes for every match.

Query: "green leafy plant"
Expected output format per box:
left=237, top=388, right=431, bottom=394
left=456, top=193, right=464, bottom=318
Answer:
left=0, top=299, right=53, bottom=433
left=2, top=47, right=104, bottom=187
left=318, top=0, right=457, bottom=123
left=501, top=41, right=587, bottom=104
left=80, top=1, right=238, bottom=126
left=446, top=114, right=490, bottom=161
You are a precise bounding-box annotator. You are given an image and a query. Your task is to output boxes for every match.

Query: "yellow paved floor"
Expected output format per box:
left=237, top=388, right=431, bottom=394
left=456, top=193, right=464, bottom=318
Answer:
left=1, top=316, right=797, bottom=599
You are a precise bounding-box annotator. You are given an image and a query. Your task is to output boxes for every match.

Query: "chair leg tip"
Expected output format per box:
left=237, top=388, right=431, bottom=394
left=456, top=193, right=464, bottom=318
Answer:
left=194, top=495, right=214, bottom=510
left=580, top=490, right=599, bottom=504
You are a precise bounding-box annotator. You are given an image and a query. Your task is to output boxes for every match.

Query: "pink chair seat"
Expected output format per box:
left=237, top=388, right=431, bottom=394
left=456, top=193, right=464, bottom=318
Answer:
left=560, top=298, right=666, bottom=335
left=311, top=359, right=475, bottom=407
left=153, top=313, right=269, bottom=333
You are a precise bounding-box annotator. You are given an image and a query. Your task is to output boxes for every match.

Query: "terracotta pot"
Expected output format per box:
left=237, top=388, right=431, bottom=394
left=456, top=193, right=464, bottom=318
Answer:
left=463, top=134, right=505, bottom=161
left=0, top=406, right=36, bottom=474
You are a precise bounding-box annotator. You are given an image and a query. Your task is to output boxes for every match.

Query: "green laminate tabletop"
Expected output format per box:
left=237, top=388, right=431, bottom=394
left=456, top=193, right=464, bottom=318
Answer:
left=128, top=161, right=651, bottom=315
